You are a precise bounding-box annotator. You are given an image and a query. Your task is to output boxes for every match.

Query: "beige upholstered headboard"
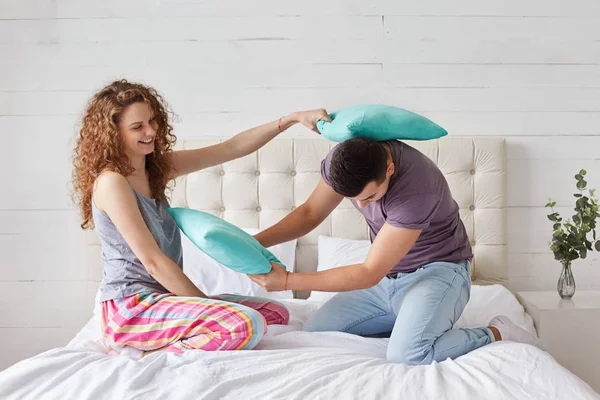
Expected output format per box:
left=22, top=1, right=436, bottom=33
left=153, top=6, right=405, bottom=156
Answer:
left=87, top=137, right=507, bottom=299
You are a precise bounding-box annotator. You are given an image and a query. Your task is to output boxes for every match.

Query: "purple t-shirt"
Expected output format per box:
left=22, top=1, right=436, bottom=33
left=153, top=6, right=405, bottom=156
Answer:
left=321, top=140, right=473, bottom=276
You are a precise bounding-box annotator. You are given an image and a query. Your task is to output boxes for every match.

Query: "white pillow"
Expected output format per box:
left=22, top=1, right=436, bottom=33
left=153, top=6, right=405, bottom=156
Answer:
left=182, top=228, right=296, bottom=300
left=308, top=235, right=371, bottom=303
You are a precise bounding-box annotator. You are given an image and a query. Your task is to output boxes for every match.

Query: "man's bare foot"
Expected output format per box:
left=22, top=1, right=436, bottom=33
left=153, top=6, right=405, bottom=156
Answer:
left=489, top=326, right=502, bottom=341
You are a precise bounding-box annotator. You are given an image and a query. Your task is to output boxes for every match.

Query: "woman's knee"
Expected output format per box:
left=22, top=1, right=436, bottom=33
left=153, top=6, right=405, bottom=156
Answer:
left=237, top=309, right=268, bottom=349
left=213, top=295, right=290, bottom=326
left=264, top=299, right=290, bottom=325
left=240, top=306, right=268, bottom=332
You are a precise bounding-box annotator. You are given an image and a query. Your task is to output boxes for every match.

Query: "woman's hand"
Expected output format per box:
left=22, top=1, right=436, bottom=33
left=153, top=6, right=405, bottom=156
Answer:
left=291, top=109, right=332, bottom=134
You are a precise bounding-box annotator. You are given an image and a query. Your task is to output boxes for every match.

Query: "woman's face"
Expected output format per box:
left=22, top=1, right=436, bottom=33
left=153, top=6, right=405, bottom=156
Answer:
left=118, top=102, right=158, bottom=158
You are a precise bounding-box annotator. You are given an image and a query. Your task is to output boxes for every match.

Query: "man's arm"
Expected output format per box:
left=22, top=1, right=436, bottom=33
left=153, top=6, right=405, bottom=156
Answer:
left=249, top=223, right=421, bottom=292
left=254, top=178, right=344, bottom=248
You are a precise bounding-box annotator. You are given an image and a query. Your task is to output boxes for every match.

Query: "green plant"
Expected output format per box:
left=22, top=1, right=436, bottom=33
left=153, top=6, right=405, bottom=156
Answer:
left=545, top=169, right=600, bottom=263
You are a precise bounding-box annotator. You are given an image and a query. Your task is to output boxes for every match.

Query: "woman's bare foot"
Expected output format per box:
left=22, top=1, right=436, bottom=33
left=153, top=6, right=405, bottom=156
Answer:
left=141, top=348, right=166, bottom=358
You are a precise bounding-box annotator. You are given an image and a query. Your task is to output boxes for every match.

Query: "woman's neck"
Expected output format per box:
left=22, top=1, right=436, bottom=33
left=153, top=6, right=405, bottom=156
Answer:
left=129, top=155, right=147, bottom=178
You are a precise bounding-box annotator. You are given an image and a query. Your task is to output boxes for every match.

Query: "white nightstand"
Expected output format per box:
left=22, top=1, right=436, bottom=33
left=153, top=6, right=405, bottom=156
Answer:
left=516, top=291, right=600, bottom=393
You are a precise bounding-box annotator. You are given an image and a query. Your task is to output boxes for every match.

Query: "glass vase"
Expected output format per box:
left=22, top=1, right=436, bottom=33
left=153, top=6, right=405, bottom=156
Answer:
left=557, top=261, right=576, bottom=299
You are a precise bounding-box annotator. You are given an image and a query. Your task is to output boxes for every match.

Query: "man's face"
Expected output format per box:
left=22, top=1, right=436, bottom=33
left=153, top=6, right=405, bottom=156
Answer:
left=348, top=161, right=395, bottom=209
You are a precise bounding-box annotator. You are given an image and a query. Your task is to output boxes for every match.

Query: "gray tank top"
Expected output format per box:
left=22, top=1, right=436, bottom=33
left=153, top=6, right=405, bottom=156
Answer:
left=92, top=187, right=183, bottom=302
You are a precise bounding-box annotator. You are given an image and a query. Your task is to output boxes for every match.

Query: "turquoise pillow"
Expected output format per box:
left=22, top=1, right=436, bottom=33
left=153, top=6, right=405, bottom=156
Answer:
left=168, top=207, right=284, bottom=274
left=316, top=104, right=447, bottom=142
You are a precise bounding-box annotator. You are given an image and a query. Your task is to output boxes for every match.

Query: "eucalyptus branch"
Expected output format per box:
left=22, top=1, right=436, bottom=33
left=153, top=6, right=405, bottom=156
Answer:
left=545, top=169, right=600, bottom=263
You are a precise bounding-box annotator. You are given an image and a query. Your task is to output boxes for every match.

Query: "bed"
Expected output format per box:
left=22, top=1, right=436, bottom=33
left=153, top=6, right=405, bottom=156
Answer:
left=0, top=137, right=597, bottom=399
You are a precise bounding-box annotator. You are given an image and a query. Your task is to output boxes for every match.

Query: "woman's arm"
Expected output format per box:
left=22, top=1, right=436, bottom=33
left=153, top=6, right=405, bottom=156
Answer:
left=94, top=171, right=206, bottom=298
left=170, top=109, right=331, bottom=178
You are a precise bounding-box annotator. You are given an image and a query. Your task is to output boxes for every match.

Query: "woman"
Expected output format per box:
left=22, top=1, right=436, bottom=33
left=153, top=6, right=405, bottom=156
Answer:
left=72, top=79, right=330, bottom=354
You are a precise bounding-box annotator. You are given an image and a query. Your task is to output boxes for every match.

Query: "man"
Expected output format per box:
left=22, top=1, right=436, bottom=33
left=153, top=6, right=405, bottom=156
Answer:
left=250, top=137, right=540, bottom=365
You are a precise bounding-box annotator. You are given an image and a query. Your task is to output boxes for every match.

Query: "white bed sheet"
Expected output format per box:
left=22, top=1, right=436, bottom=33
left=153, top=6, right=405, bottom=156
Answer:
left=1, top=286, right=597, bottom=400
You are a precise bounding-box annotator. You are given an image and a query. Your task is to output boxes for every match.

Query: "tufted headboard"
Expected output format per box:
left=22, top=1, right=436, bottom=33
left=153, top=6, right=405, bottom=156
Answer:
left=87, top=137, right=507, bottom=299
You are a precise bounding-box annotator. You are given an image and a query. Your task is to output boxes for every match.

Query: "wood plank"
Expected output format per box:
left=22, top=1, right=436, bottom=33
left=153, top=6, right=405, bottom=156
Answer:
left=4, top=87, right=600, bottom=117
left=508, top=159, right=600, bottom=207
left=382, top=88, right=600, bottom=112
left=0, top=117, right=77, bottom=209
left=507, top=136, right=600, bottom=160
left=6, top=87, right=600, bottom=115
left=0, top=63, right=383, bottom=101
left=508, top=252, right=600, bottom=278
left=425, top=111, right=600, bottom=136
left=385, top=16, right=600, bottom=41
left=381, top=0, right=600, bottom=17
left=0, top=281, right=92, bottom=328
left=0, top=16, right=383, bottom=44
left=509, top=276, right=600, bottom=293
left=3, top=0, right=600, bottom=19
left=0, top=41, right=383, bottom=91
left=0, top=210, right=86, bottom=280
left=0, top=0, right=382, bottom=19
left=508, top=207, right=576, bottom=254
left=383, top=39, right=600, bottom=64
left=384, top=64, right=600, bottom=88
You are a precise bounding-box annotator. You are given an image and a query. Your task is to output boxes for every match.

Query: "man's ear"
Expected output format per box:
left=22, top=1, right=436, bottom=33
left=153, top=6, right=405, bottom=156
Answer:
left=386, top=161, right=395, bottom=177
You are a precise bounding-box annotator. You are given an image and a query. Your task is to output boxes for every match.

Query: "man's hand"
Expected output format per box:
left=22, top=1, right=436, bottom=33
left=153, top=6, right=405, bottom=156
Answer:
left=255, top=224, right=422, bottom=293
left=248, top=262, right=288, bottom=292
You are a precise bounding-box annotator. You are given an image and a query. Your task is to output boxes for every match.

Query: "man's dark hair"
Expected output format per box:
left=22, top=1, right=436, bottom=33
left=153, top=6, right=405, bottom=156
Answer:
left=328, top=137, right=388, bottom=197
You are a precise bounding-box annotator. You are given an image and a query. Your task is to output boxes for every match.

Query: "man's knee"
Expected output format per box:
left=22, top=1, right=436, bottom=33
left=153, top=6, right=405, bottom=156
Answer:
left=303, top=315, right=330, bottom=332
left=386, top=338, right=433, bottom=365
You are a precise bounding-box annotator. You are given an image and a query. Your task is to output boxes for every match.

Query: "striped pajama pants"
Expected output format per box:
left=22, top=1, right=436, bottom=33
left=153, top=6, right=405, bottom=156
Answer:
left=101, top=292, right=290, bottom=354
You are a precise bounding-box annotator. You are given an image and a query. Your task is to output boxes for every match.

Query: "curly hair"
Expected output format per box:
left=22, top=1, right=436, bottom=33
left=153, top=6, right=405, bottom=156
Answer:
left=71, top=79, right=177, bottom=230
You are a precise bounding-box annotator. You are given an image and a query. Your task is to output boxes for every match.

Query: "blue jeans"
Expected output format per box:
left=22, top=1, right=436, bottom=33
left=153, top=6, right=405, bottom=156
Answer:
left=304, top=261, right=494, bottom=365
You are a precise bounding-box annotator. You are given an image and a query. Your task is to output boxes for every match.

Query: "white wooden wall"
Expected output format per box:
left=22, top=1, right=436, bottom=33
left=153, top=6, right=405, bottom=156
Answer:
left=1, top=0, right=600, bottom=370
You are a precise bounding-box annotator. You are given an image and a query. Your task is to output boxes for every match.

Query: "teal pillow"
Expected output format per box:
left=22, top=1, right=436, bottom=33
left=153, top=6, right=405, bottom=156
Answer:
left=168, top=207, right=284, bottom=274
left=316, top=104, right=447, bottom=142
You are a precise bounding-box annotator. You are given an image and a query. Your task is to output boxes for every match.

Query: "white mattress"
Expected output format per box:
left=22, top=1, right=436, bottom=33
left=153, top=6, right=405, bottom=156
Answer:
left=0, top=286, right=597, bottom=400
